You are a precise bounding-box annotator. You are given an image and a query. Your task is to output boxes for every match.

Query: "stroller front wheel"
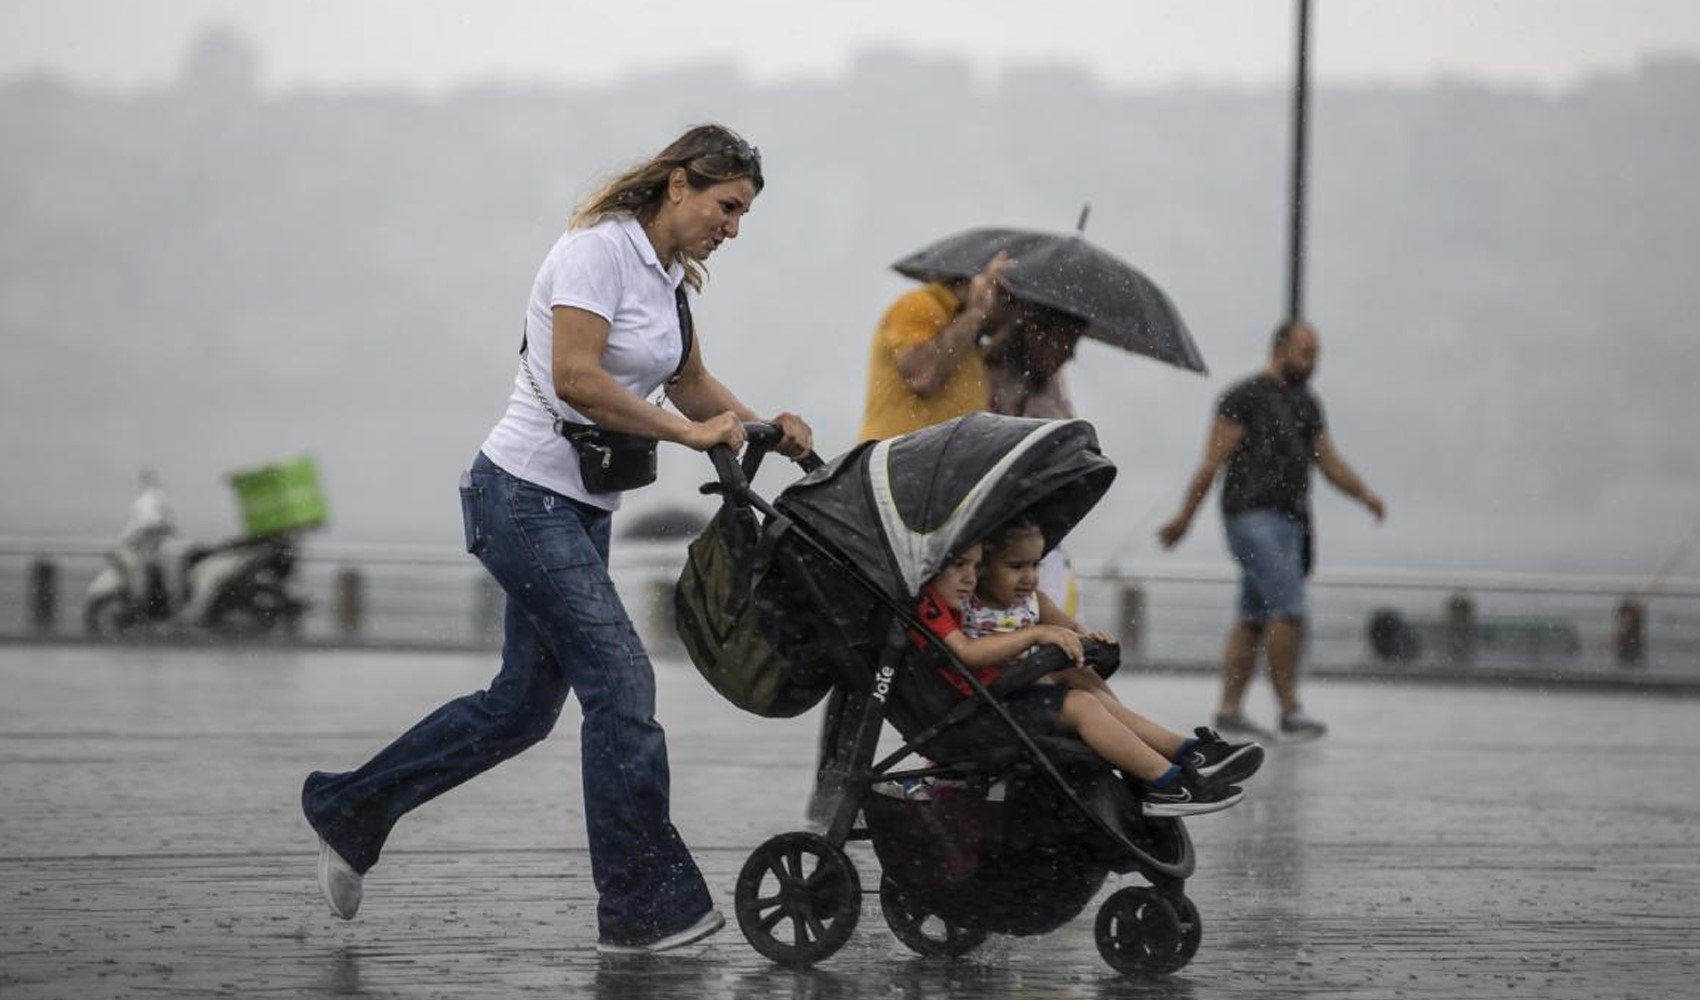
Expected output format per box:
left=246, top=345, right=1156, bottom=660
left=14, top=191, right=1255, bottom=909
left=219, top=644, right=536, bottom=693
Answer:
left=1094, top=886, right=1200, bottom=975
left=879, top=875, right=987, bottom=958
left=734, top=832, right=862, bottom=967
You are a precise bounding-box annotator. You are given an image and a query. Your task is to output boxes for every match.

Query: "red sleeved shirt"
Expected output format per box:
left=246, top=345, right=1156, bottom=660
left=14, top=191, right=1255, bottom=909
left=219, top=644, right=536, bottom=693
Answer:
left=913, top=588, right=1003, bottom=697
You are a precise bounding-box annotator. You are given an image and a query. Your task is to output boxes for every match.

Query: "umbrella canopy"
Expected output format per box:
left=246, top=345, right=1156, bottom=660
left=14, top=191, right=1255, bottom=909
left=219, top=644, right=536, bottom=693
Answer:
left=774, top=413, right=1117, bottom=602
left=892, top=227, right=1207, bottom=374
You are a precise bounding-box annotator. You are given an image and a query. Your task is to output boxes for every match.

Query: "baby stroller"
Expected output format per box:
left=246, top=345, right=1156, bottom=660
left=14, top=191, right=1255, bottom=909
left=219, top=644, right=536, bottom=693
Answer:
left=676, top=413, right=1203, bottom=976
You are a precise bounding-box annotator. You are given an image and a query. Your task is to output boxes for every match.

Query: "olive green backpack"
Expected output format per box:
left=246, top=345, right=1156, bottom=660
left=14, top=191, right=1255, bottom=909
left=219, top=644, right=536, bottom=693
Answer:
left=674, top=507, right=833, bottom=718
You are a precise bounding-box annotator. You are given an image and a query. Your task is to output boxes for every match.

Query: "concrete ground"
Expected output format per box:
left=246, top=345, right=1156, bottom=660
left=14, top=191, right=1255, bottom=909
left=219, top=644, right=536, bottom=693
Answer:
left=2, top=645, right=1697, bottom=999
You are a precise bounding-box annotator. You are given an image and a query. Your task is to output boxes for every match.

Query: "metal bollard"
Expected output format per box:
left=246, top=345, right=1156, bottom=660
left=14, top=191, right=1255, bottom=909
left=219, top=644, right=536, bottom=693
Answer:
left=29, top=558, right=57, bottom=634
left=334, top=567, right=364, bottom=639
left=1614, top=598, right=1645, bottom=667
left=644, top=578, right=679, bottom=653
left=1117, top=582, right=1146, bottom=659
left=471, top=574, right=502, bottom=645
left=1444, top=591, right=1476, bottom=665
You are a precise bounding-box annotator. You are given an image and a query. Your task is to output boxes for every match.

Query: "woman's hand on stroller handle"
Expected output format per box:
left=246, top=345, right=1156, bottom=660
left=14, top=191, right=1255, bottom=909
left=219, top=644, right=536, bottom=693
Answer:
left=767, top=412, right=813, bottom=461
left=733, top=418, right=824, bottom=473
left=704, top=420, right=824, bottom=492
left=684, top=412, right=747, bottom=453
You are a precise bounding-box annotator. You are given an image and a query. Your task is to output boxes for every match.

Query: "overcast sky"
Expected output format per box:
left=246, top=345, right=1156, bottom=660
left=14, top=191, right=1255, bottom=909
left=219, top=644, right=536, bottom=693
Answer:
left=5, top=0, right=1700, bottom=93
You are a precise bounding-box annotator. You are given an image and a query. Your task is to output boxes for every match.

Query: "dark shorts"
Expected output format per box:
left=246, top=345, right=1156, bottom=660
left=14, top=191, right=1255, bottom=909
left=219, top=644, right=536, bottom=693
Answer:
left=1001, top=682, right=1069, bottom=737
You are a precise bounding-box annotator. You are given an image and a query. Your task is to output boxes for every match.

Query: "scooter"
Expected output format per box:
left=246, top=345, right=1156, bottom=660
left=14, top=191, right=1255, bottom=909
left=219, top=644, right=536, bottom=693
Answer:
left=84, top=474, right=308, bottom=638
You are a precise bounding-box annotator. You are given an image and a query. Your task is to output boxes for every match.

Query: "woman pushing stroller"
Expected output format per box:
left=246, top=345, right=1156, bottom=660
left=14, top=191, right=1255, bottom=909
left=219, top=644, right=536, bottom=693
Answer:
left=916, top=515, right=1264, bottom=817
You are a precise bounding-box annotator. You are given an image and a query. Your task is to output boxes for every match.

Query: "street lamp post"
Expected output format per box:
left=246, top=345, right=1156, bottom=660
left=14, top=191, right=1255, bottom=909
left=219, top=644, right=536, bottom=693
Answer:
left=1286, top=0, right=1313, bottom=323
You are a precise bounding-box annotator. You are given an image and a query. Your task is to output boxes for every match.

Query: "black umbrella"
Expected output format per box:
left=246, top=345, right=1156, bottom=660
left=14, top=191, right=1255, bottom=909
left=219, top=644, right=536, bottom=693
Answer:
left=891, top=226, right=1207, bottom=374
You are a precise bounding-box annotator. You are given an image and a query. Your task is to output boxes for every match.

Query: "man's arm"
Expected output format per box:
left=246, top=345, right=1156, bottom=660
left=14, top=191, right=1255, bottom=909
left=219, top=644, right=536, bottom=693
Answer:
left=893, top=252, right=1013, bottom=398
left=894, top=305, right=991, bottom=397
left=1314, top=430, right=1385, bottom=520
left=1157, top=415, right=1246, bottom=548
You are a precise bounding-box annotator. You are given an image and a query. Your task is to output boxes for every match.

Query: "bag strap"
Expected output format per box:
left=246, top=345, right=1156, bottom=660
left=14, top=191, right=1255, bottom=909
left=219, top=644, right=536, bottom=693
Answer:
left=670, top=284, right=695, bottom=385
left=515, top=283, right=696, bottom=428
left=517, top=325, right=569, bottom=436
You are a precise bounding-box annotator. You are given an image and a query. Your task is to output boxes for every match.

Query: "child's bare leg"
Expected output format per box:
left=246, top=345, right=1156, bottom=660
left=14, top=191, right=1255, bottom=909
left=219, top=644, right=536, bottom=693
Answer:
left=1052, top=669, right=1188, bottom=759
left=1055, top=690, right=1172, bottom=782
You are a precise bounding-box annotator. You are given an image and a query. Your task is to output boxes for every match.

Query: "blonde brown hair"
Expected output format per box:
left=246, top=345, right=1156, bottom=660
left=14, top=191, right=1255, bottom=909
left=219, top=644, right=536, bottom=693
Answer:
left=570, top=124, right=764, bottom=290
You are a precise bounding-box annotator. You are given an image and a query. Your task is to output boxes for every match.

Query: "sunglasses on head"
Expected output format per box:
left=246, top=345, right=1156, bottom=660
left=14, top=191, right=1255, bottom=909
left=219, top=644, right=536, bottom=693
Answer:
left=690, top=139, right=761, bottom=177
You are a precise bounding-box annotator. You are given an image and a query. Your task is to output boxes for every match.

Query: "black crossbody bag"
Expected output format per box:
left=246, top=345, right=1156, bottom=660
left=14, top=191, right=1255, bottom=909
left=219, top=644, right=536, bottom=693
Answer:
left=518, top=286, right=695, bottom=494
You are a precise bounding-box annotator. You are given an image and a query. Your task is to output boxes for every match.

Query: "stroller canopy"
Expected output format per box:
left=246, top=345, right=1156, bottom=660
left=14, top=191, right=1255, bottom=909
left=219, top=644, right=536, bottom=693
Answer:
left=776, top=414, right=1117, bottom=602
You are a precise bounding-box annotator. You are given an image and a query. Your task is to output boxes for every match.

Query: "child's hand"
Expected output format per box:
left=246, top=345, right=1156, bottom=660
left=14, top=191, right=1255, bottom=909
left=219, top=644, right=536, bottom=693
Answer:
left=1082, top=630, right=1117, bottom=646
left=1033, top=625, right=1085, bottom=667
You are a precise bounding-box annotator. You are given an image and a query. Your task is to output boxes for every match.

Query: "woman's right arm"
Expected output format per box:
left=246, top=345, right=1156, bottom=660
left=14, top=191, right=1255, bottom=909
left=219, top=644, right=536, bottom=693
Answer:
left=551, top=305, right=743, bottom=452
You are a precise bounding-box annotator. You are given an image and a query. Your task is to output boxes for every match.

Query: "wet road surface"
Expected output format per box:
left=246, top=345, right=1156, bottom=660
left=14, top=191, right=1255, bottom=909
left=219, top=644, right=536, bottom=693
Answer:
left=3, top=645, right=1697, bottom=999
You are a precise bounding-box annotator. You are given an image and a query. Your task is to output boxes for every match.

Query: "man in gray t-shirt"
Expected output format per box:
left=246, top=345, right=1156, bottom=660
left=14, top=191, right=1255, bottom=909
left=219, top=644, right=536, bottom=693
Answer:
left=1157, top=321, right=1385, bottom=741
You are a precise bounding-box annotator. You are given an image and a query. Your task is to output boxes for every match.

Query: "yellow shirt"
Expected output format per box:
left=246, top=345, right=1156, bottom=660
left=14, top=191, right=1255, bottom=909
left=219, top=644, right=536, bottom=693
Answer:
left=858, top=284, right=989, bottom=441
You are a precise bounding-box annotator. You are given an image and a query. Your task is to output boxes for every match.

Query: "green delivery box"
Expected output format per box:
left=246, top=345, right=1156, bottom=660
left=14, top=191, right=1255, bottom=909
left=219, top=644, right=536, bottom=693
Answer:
left=227, top=456, right=328, bottom=537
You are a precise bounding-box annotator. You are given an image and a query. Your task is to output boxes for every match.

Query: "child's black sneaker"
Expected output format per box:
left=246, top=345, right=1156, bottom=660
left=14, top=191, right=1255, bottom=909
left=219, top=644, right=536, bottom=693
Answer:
left=1182, top=726, right=1265, bottom=785
left=1140, top=769, right=1244, bottom=818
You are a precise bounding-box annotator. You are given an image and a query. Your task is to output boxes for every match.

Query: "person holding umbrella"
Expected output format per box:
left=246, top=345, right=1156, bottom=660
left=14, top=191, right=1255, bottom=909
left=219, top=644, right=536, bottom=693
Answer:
left=856, top=252, right=1015, bottom=442
left=859, top=223, right=1206, bottom=615
left=860, top=224, right=1205, bottom=443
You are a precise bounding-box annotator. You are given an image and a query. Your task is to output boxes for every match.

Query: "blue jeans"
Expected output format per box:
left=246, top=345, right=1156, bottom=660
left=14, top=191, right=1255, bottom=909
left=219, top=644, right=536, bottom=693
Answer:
left=302, top=452, right=712, bottom=945
left=1224, top=508, right=1308, bottom=623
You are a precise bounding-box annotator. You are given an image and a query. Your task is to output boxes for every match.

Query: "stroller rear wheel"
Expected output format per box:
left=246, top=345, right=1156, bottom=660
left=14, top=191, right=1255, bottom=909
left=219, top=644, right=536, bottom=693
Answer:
left=879, top=875, right=988, bottom=958
left=734, top=832, right=862, bottom=967
left=1093, top=886, right=1200, bottom=975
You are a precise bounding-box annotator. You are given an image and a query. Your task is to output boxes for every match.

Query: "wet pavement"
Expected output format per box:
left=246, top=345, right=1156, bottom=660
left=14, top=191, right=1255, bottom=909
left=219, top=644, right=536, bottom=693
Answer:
left=3, top=645, right=1697, bottom=999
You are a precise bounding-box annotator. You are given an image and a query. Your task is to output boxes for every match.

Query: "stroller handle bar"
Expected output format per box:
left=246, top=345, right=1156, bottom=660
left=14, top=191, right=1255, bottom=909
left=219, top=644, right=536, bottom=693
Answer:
left=706, top=422, right=824, bottom=497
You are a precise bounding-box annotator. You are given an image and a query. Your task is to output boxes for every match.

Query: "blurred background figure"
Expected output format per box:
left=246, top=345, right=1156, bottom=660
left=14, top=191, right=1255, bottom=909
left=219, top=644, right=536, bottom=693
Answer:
left=1157, top=320, right=1385, bottom=741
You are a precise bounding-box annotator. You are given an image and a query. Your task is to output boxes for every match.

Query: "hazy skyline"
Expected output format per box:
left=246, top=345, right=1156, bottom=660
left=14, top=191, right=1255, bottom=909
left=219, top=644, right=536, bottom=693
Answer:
left=3, top=48, right=1696, bottom=579
left=6, top=1, right=1700, bottom=94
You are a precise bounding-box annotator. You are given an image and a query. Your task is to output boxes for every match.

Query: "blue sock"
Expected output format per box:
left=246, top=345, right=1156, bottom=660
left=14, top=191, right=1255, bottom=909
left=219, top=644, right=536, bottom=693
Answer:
left=1177, top=736, right=1200, bottom=758
left=1149, top=765, right=1182, bottom=789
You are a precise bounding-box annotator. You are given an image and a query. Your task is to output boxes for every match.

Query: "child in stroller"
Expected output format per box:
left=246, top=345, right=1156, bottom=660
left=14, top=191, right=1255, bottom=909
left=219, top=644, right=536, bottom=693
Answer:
left=916, top=527, right=1257, bottom=818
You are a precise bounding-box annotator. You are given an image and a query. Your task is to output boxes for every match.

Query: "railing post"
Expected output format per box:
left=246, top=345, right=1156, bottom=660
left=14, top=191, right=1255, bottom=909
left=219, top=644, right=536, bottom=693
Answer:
left=1444, top=591, right=1476, bottom=664
left=644, top=576, right=679, bottom=653
left=471, top=574, right=502, bottom=645
left=1118, top=581, right=1146, bottom=659
left=29, top=558, right=56, bottom=634
left=334, top=566, right=364, bottom=639
left=1614, top=597, right=1645, bottom=667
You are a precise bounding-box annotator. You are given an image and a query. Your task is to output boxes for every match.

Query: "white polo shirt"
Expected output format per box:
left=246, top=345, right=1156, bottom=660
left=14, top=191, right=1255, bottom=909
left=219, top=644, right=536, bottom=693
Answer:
left=480, top=215, right=688, bottom=510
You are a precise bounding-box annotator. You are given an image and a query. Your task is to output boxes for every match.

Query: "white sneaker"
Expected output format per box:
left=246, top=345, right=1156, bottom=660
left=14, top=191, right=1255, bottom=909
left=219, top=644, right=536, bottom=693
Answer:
left=316, top=836, right=363, bottom=920
left=596, top=910, right=725, bottom=955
